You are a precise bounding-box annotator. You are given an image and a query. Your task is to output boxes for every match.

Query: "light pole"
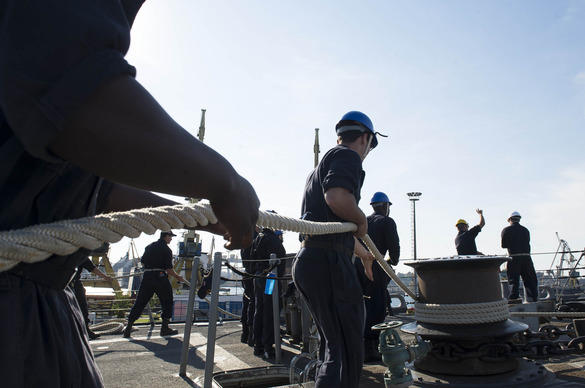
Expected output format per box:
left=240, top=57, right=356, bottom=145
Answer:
left=407, top=192, right=422, bottom=260
left=407, top=192, right=421, bottom=298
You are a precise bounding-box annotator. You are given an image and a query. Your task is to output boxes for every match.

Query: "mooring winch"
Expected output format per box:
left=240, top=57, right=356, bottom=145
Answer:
left=401, top=256, right=529, bottom=376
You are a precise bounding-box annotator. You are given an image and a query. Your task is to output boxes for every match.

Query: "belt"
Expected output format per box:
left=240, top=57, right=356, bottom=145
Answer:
left=143, top=268, right=167, bottom=277
left=301, top=240, right=353, bottom=257
left=8, top=261, right=78, bottom=290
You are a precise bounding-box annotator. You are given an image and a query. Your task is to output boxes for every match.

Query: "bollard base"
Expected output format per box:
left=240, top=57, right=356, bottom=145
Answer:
left=408, top=358, right=558, bottom=387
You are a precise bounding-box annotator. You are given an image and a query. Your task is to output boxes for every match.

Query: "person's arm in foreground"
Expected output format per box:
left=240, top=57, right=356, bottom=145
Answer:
left=49, top=75, right=259, bottom=249
left=104, top=184, right=227, bottom=236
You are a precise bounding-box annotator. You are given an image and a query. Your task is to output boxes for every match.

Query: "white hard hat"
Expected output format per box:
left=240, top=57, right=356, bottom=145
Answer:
left=508, top=211, right=521, bottom=221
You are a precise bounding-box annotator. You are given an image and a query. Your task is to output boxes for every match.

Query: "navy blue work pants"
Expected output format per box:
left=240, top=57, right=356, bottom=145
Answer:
left=355, top=259, right=391, bottom=340
left=127, top=273, right=174, bottom=323
left=507, top=256, right=539, bottom=301
left=241, top=275, right=255, bottom=327
left=253, top=273, right=281, bottom=349
left=293, top=248, right=365, bottom=388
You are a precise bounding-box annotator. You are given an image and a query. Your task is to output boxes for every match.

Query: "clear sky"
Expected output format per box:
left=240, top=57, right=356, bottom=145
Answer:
left=108, top=0, right=585, bottom=274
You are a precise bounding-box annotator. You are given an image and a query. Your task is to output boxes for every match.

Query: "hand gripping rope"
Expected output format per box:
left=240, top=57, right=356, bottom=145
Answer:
left=0, top=202, right=417, bottom=300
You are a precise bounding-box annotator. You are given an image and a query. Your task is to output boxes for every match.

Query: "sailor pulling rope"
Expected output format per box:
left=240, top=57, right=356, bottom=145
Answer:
left=0, top=202, right=417, bottom=300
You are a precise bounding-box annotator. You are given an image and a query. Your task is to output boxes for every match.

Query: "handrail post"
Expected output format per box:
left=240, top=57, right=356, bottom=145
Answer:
left=203, top=252, right=223, bottom=388
left=179, top=256, right=200, bottom=376
left=270, top=253, right=282, bottom=363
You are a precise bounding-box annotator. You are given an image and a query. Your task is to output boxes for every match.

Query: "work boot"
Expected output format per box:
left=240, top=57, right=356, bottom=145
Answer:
left=253, top=340, right=264, bottom=356
left=241, top=325, right=249, bottom=344
left=263, top=345, right=283, bottom=360
left=263, top=346, right=276, bottom=360
left=364, top=339, right=382, bottom=363
left=87, top=326, right=101, bottom=340
left=160, top=318, right=178, bottom=336
left=123, top=321, right=134, bottom=338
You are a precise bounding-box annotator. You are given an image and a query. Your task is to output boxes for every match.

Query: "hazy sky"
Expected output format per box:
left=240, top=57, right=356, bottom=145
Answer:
left=109, top=0, right=585, bottom=274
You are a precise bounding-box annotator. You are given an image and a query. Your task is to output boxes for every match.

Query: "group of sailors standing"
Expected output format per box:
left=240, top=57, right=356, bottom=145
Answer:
left=240, top=222, right=287, bottom=360
left=455, top=209, right=539, bottom=302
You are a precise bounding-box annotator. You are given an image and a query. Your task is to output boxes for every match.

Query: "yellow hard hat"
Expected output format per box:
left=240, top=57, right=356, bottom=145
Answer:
left=455, top=219, right=468, bottom=226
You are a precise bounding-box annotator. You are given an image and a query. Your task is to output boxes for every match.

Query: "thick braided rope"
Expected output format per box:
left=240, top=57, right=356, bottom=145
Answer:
left=90, top=320, right=125, bottom=335
left=0, top=203, right=417, bottom=299
left=257, top=211, right=417, bottom=299
left=0, top=203, right=216, bottom=271
left=414, top=298, right=511, bottom=324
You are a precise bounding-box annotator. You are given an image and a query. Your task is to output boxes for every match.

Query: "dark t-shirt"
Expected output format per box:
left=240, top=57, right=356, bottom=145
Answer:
left=501, top=222, right=531, bottom=257
left=455, top=225, right=482, bottom=255
left=367, top=212, right=400, bottom=265
left=0, top=0, right=140, bottom=283
left=251, top=229, right=286, bottom=275
left=300, top=144, right=365, bottom=249
left=141, top=239, right=173, bottom=270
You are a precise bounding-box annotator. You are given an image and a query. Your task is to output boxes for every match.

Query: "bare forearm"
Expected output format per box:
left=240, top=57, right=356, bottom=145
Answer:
left=50, top=75, right=259, bottom=250
left=477, top=209, right=485, bottom=229
left=50, top=75, right=240, bottom=203
left=91, top=268, right=111, bottom=280
left=353, top=237, right=375, bottom=281
left=104, top=184, right=177, bottom=213
left=166, top=268, right=183, bottom=281
left=353, top=237, right=369, bottom=257
left=324, top=188, right=366, bottom=225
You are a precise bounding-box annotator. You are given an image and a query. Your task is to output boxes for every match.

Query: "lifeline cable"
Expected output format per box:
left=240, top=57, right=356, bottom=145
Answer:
left=0, top=202, right=417, bottom=300
left=203, top=297, right=241, bottom=319
left=222, top=259, right=293, bottom=281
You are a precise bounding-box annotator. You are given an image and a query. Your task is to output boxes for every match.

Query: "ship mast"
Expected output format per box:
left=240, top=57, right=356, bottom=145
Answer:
left=197, top=109, right=206, bottom=142
left=314, top=128, right=320, bottom=168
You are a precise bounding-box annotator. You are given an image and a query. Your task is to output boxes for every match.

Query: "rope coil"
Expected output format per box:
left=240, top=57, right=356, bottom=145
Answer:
left=414, top=298, right=511, bottom=324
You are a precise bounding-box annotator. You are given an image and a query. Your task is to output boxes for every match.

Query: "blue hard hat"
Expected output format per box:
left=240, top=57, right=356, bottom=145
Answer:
left=370, top=192, right=392, bottom=205
left=336, top=111, right=385, bottom=149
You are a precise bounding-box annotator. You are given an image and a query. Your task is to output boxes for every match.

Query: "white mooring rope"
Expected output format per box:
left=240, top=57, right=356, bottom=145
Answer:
left=0, top=202, right=417, bottom=300
left=90, top=319, right=126, bottom=335
left=414, top=298, right=511, bottom=325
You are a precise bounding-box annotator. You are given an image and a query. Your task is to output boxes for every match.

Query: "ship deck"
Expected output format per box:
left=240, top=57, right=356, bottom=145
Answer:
left=91, top=314, right=585, bottom=388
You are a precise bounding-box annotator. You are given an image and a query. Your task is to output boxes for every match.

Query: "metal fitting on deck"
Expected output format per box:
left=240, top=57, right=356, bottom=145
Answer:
left=373, top=321, right=432, bottom=387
